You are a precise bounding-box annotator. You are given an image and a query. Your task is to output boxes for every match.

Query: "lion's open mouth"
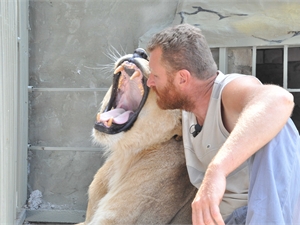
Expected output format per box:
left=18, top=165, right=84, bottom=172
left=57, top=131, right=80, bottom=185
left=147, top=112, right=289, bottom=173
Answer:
left=94, top=48, right=150, bottom=134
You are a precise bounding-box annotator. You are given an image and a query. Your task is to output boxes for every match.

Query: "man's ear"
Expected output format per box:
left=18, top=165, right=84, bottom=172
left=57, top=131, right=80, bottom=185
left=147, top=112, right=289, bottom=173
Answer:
left=175, top=69, right=191, bottom=87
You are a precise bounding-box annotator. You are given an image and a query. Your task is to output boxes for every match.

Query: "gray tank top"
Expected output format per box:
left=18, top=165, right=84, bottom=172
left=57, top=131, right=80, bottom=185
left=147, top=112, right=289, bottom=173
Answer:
left=182, top=71, right=249, bottom=219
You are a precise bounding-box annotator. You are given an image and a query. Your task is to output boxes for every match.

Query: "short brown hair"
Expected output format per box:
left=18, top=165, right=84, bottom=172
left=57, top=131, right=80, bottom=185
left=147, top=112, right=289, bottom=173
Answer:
left=147, top=23, right=217, bottom=80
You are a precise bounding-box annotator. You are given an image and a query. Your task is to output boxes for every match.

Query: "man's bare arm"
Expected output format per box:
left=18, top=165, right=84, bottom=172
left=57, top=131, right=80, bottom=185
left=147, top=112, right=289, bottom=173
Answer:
left=214, top=75, right=294, bottom=177
left=192, top=76, right=294, bottom=225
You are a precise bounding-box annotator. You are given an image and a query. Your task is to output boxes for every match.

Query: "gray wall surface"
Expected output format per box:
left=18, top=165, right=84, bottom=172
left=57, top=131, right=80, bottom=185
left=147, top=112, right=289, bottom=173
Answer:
left=28, top=0, right=179, bottom=213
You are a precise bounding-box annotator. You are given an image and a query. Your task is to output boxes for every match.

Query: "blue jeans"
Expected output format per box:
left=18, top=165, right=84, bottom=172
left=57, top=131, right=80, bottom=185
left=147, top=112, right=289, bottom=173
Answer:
left=225, top=119, right=300, bottom=225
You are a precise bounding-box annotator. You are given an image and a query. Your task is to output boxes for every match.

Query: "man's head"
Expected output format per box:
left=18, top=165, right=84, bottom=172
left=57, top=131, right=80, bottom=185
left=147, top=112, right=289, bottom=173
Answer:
left=147, top=23, right=217, bottom=80
left=146, top=24, right=217, bottom=111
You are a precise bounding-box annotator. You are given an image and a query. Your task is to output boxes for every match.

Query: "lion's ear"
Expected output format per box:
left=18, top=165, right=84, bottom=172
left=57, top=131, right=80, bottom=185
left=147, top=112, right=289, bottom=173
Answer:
left=174, top=134, right=182, bottom=142
left=172, top=117, right=183, bottom=142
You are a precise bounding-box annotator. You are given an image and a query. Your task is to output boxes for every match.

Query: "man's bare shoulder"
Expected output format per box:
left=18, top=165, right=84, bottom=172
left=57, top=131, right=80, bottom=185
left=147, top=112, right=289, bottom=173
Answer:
left=222, top=75, right=261, bottom=109
left=221, top=75, right=262, bottom=132
left=221, top=75, right=293, bottom=132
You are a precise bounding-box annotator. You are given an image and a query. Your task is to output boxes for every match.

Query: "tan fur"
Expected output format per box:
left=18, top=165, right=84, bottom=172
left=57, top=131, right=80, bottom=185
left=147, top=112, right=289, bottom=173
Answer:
left=79, top=55, right=197, bottom=225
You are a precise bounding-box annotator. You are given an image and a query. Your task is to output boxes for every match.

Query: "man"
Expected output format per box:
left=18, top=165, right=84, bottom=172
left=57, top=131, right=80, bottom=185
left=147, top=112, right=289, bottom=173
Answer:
left=146, top=23, right=300, bottom=225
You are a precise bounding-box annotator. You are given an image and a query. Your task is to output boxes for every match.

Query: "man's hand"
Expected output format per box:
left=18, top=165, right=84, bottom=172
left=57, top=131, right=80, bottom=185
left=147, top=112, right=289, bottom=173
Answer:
left=192, top=167, right=226, bottom=225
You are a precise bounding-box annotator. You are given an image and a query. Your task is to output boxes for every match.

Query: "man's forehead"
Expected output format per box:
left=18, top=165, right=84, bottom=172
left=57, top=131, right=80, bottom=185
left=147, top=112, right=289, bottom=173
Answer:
left=149, top=48, right=162, bottom=68
left=148, top=55, right=156, bottom=72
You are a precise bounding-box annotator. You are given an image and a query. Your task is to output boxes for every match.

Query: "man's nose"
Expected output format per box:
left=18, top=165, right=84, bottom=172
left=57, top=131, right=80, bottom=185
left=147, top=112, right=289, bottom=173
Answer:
left=147, top=73, right=155, bottom=87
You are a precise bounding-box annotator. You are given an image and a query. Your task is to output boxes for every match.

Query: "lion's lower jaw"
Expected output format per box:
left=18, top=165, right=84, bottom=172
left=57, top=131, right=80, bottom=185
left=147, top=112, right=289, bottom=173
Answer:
left=92, top=129, right=122, bottom=152
left=92, top=118, right=182, bottom=155
left=93, top=131, right=181, bottom=157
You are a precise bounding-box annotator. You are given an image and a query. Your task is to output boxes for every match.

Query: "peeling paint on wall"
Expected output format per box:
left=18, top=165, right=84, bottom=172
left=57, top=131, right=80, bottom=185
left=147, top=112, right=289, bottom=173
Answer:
left=170, top=0, right=300, bottom=47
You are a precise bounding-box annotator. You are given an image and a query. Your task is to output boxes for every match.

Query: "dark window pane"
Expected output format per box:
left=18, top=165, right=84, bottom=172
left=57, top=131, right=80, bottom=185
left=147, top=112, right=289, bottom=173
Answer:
left=288, top=47, right=300, bottom=89
left=291, top=92, right=300, bottom=132
left=256, top=49, right=283, bottom=86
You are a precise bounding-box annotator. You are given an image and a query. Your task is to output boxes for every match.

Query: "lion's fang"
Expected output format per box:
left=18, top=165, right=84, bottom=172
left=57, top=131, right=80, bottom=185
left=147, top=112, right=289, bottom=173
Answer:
left=130, top=70, right=140, bottom=80
left=96, top=112, right=101, bottom=122
left=118, top=75, right=124, bottom=89
left=114, top=65, right=124, bottom=74
left=107, top=117, right=113, bottom=127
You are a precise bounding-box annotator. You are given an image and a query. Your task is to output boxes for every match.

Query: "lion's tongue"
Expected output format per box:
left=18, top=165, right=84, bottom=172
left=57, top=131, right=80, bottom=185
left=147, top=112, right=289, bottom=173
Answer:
left=100, top=108, right=125, bottom=120
left=100, top=108, right=133, bottom=125
left=113, top=110, right=133, bottom=124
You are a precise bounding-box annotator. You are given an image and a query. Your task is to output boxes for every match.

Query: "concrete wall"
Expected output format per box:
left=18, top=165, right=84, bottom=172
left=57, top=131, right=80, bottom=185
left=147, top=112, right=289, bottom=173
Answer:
left=27, top=0, right=179, bottom=218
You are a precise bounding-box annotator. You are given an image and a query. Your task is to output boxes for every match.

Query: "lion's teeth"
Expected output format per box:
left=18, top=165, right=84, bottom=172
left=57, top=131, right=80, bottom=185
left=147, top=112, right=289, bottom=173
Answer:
left=107, top=117, right=113, bottom=127
left=138, top=83, right=144, bottom=96
left=118, top=75, right=124, bottom=89
left=114, top=65, right=124, bottom=74
left=96, top=112, right=101, bottom=122
left=124, top=62, right=134, bottom=69
left=130, top=70, right=140, bottom=80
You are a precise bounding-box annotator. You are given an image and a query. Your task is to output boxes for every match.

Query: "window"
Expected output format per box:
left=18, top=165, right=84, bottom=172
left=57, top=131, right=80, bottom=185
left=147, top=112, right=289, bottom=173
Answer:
left=217, top=46, right=300, bottom=132
left=255, top=46, right=300, bottom=131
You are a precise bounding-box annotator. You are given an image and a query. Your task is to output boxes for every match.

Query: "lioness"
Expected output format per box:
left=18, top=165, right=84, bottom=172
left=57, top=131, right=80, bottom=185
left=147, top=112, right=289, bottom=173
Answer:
left=80, top=48, right=197, bottom=225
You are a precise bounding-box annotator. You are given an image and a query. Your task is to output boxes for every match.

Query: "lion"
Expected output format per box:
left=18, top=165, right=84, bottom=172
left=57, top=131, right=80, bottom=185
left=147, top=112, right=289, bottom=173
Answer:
left=79, top=48, right=197, bottom=225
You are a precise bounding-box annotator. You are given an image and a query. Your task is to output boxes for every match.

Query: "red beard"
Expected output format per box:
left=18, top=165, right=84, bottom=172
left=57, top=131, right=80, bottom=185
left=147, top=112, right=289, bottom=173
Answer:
left=152, top=81, right=192, bottom=111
